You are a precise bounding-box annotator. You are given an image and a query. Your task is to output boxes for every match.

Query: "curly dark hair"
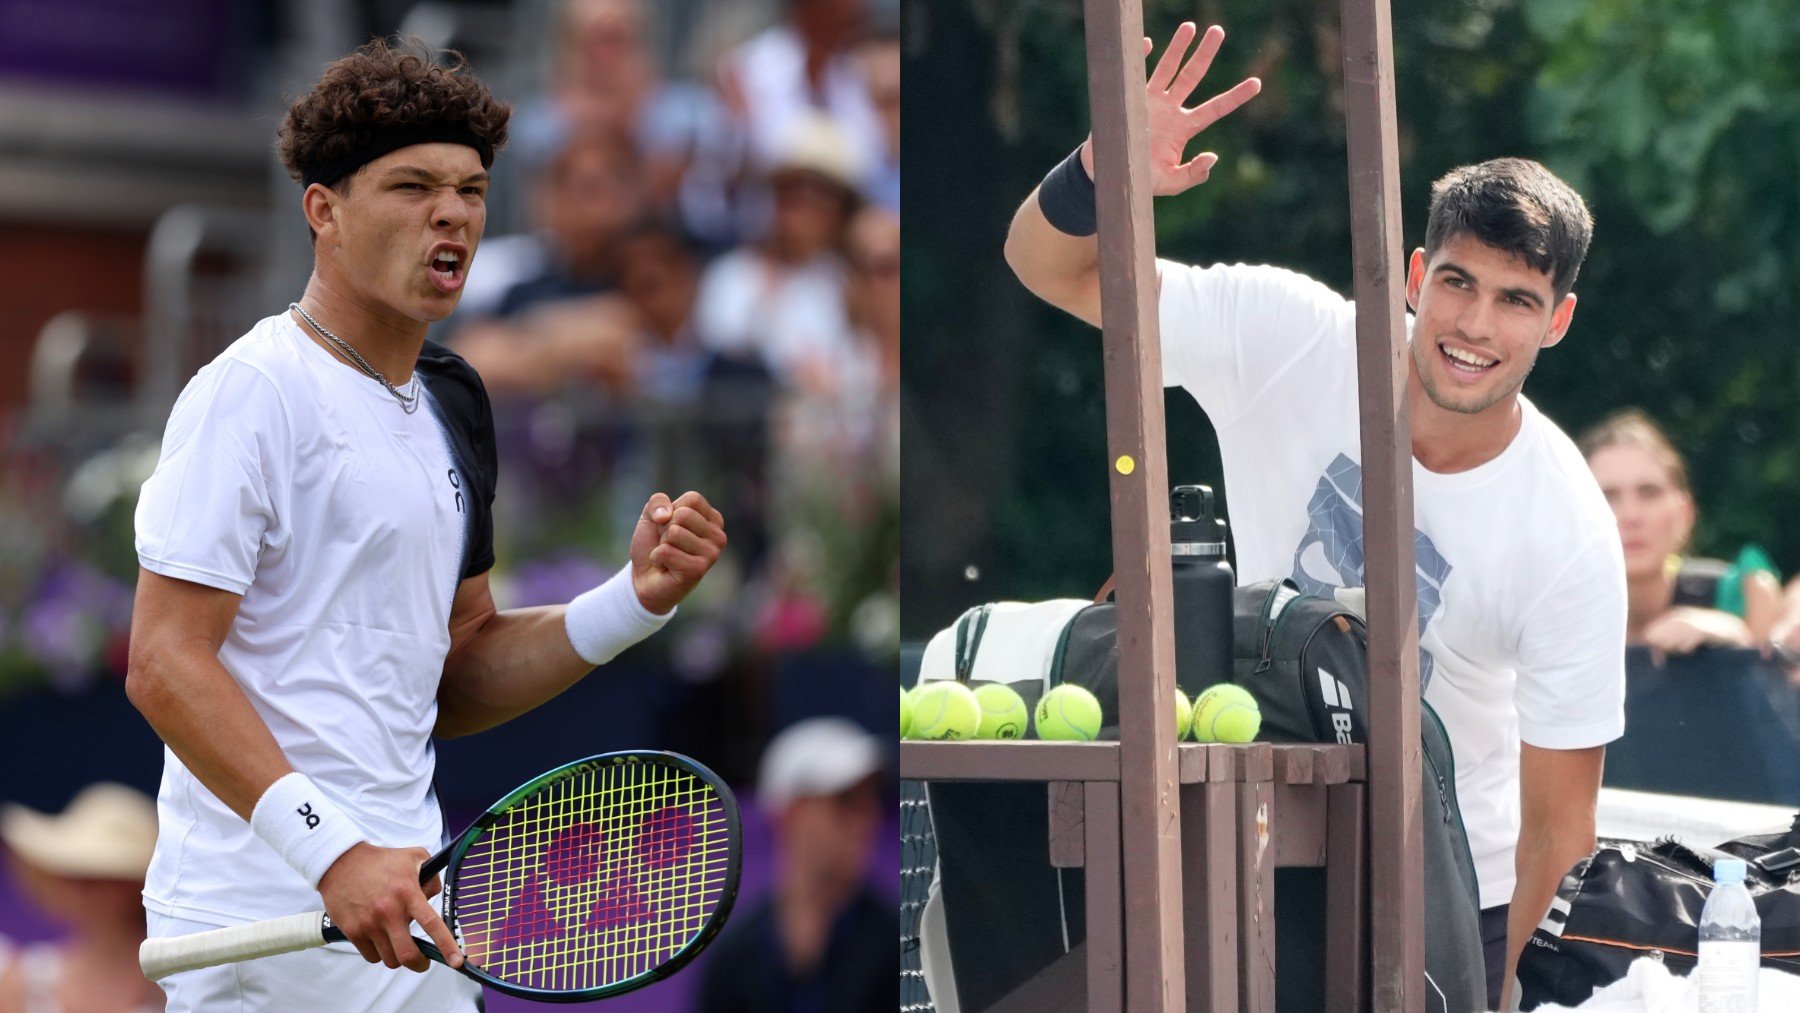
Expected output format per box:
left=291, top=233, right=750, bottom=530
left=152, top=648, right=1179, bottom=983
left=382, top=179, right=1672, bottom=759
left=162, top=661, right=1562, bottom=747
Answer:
left=278, top=36, right=510, bottom=191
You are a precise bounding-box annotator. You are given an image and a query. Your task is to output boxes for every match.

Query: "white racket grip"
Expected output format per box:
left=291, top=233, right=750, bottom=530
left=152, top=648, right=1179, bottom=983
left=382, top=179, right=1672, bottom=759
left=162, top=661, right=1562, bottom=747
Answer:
left=140, top=911, right=330, bottom=980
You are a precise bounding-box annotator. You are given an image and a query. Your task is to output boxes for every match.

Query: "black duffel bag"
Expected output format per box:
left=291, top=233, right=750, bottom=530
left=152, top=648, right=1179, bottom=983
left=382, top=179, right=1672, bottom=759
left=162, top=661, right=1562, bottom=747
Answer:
left=1519, top=815, right=1800, bottom=1009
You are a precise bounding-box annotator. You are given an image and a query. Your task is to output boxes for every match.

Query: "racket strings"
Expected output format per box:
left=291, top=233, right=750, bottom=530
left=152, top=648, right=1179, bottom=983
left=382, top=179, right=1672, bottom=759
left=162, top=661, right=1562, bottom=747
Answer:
left=448, top=760, right=732, bottom=993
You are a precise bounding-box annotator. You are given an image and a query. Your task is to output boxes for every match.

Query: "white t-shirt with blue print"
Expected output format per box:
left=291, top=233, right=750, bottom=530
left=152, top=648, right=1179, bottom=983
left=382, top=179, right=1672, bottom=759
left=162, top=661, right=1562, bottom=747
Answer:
left=1157, top=260, right=1627, bottom=910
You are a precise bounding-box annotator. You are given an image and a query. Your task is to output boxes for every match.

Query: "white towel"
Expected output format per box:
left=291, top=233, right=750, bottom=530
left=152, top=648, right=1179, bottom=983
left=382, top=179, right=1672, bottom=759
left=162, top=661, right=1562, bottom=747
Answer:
left=1520, top=955, right=1800, bottom=1012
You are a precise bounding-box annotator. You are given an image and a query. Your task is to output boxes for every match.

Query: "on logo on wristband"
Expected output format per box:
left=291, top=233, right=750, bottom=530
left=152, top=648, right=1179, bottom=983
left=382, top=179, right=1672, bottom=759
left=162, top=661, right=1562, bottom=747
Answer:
left=297, top=802, right=320, bottom=830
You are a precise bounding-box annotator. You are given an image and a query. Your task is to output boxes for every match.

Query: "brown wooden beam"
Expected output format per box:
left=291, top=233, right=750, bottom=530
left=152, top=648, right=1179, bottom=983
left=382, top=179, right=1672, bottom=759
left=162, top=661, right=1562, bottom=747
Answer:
left=900, top=740, right=1121, bottom=782
left=1181, top=777, right=1239, bottom=1012
left=1325, top=782, right=1370, bottom=1013
left=1086, top=780, right=1126, bottom=1011
left=1081, top=0, right=1186, bottom=1009
left=1338, top=0, right=1424, bottom=1009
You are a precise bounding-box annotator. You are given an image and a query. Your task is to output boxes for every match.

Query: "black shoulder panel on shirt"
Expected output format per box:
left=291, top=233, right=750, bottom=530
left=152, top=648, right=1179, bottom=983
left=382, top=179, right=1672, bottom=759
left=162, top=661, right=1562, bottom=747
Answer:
left=416, top=341, right=498, bottom=580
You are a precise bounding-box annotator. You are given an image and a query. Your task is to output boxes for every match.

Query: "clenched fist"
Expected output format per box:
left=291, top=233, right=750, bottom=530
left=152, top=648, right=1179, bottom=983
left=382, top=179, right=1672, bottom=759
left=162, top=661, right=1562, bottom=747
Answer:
left=630, top=491, right=727, bottom=615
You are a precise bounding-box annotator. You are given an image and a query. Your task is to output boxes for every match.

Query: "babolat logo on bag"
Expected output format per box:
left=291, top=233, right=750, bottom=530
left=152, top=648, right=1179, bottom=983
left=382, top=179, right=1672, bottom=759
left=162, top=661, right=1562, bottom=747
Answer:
left=1317, top=668, right=1356, bottom=744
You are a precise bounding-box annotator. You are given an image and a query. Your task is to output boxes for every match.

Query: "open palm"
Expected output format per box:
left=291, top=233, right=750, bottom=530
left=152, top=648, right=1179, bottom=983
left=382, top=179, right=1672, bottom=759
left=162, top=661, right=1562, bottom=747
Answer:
left=1085, top=23, right=1262, bottom=197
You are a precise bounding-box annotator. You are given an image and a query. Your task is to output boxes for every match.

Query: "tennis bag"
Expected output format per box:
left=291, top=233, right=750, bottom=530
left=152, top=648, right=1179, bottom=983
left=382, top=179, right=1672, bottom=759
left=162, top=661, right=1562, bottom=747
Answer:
left=1058, top=579, right=1369, bottom=743
left=1518, top=816, right=1800, bottom=1010
left=921, top=581, right=1485, bottom=1013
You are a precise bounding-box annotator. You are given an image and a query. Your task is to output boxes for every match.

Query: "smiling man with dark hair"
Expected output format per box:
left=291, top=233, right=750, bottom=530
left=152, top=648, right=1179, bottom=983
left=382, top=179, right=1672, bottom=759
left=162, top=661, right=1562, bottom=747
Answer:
left=1005, top=24, right=1623, bottom=1010
left=126, top=37, right=726, bottom=1011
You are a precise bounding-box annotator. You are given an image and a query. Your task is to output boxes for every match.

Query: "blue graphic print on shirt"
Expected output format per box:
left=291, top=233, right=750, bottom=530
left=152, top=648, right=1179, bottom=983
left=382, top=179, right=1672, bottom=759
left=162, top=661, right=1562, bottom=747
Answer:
left=1290, top=453, right=1452, bottom=690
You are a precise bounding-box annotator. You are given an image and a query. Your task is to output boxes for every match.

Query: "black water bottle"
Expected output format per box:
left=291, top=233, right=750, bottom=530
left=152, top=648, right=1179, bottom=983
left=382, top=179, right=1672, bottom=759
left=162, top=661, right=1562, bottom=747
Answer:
left=1170, top=485, right=1234, bottom=690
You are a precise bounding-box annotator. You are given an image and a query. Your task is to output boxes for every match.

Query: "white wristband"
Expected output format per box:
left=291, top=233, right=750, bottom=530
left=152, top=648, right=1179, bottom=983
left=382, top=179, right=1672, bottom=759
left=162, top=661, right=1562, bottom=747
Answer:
left=250, top=773, right=366, bottom=889
left=565, top=563, right=672, bottom=665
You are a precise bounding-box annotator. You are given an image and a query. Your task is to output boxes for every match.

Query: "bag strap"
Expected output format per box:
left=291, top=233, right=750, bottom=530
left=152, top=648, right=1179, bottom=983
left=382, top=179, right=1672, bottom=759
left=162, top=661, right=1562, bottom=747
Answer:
left=1093, top=574, right=1115, bottom=604
left=953, top=604, right=993, bottom=681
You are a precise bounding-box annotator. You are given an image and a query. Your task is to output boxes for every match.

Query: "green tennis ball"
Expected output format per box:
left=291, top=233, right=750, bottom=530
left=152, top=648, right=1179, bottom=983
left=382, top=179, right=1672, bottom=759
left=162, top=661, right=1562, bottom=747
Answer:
left=1034, top=684, right=1103, bottom=742
left=973, top=683, right=1029, bottom=740
left=1175, top=688, right=1193, bottom=741
left=910, top=682, right=981, bottom=741
left=900, top=686, right=914, bottom=739
left=1193, top=683, right=1260, bottom=743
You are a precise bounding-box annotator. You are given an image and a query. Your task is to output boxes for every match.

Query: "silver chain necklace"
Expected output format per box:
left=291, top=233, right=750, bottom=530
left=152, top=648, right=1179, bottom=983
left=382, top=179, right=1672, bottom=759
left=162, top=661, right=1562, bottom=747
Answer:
left=290, top=302, right=420, bottom=413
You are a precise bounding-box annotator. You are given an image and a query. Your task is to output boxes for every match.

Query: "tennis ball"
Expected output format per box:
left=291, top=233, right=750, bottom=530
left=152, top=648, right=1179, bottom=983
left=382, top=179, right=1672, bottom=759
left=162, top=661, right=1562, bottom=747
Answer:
left=973, top=683, right=1029, bottom=740
left=1034, top=684, right=1103, bottom=741
left=1193, top=684, right=1261, bottom=743
left=910, top=682, right=981, bottom=741
left=1175, top=688, right=1193, bottom=741
left=900, top=686, right=914, bottom=739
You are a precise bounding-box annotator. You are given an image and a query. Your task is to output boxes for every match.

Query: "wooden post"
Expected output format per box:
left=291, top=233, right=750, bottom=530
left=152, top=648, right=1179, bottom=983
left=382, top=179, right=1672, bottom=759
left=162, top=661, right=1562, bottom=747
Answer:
left=1338, top=0, right=1424, bottom=1009
left=1081, top=0, right=1186, bottom=1008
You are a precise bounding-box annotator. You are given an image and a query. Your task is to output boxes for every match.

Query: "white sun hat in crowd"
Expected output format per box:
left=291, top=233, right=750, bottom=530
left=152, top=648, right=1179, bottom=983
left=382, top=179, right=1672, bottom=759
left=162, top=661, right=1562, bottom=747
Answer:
left=757, top=717, right=885, bottom=811
left=768, top=113, right=867, bottom=193
left=1, top=782, right=158, bottom=880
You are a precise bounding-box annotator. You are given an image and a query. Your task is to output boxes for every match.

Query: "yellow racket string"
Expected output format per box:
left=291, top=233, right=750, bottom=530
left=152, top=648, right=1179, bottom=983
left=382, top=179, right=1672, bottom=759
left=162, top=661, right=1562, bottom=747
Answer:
left=448, top=760, right=731, bottom=992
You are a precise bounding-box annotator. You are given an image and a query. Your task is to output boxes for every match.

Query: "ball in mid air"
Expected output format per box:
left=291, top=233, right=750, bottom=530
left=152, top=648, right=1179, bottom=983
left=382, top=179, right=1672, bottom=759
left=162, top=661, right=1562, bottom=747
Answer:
left=973, top=683, right=1030, bottom=739
left=1192, top=683, right=1260, bottom=744
left=1033, top=684, right=1103, bottom=741
left=910, top=681, right=982, bottom=741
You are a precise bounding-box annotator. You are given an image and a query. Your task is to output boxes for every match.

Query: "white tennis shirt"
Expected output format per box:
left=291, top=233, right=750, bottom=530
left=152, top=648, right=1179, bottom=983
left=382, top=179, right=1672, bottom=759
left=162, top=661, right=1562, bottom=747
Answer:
left=136, top=312, right=485, bottom=925
left=1157, top=261, right=1627, bottom=910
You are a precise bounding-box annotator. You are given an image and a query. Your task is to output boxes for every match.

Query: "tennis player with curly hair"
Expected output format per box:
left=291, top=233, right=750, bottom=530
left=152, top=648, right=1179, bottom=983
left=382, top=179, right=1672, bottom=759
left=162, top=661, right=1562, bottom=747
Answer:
left=126, top=38, right=726, bottom=1010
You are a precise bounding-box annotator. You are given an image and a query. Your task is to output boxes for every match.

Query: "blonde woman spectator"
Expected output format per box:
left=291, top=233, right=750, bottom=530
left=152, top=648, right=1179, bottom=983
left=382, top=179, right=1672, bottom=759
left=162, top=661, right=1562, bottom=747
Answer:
left=1579, top=409, right=1781, bottom=654
left=0, top=784, right=163, bottom=1012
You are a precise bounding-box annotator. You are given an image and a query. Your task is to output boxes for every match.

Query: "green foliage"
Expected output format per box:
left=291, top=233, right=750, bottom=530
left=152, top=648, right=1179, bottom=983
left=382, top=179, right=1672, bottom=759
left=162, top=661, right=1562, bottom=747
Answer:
left=902, top=0, right=1800, bottom=637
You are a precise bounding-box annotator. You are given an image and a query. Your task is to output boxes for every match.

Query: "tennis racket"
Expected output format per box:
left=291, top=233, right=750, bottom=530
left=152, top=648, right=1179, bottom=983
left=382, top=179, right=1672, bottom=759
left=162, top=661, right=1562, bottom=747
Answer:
left=140, top=750, right=741, bottom=1002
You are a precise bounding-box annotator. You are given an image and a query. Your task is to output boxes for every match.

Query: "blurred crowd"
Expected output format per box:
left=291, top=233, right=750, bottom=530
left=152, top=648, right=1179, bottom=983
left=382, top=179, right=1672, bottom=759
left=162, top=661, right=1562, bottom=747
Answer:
left=441, top=0, right=901, bottom=694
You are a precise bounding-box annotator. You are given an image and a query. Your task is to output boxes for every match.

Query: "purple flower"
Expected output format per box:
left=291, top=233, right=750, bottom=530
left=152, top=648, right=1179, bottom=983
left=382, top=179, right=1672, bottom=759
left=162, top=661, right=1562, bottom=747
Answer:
left=508, top=554, right=618, bottom=608
left=22, top=560, right=133, bottom=689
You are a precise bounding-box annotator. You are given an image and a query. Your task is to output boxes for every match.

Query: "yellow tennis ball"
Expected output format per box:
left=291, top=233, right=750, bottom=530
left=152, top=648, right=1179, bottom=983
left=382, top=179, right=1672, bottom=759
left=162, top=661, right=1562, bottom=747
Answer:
left=973, top=683, right=1029, bottom=740
left=1034, top=684, right=1103, bottom=741
left=910, top=682, right=981, bottom=741
left=1193, top=683, right=1260, bottom=744
left=900, top=686, right=914, bottom=739
left=1175, top=688, right=1193, bottom=741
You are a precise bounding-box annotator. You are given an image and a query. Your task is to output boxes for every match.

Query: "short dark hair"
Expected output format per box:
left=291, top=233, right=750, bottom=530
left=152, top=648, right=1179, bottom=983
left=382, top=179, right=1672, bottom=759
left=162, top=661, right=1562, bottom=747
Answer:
left=1423, top=158, right=1593, bottom=299
left=278, top=36, right=510, bottom=192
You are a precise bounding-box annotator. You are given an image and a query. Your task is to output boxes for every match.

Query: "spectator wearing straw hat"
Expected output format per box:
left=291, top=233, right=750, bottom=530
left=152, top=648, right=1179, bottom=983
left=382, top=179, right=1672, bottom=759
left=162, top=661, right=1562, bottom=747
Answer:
left=694, top=718, right=892, bottom=1013
left=0, top=783, right=164, bottom=1012
left=694, top=114, right=863, bottom=395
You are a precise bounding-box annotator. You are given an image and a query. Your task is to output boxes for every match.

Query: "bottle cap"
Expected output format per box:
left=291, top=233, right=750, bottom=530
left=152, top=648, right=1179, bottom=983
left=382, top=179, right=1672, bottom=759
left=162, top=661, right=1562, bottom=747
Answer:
left=1171, top=485, right=1227, bottom=553
left=1713, top=858, right=1747, bottom=884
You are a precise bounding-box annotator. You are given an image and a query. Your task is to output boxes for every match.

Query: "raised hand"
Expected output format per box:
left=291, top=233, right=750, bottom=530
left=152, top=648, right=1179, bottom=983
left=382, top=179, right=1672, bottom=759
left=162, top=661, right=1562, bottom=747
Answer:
left=630, top=491, right=727, bottom=615
left=1082, top=23, right=1261, bottom=197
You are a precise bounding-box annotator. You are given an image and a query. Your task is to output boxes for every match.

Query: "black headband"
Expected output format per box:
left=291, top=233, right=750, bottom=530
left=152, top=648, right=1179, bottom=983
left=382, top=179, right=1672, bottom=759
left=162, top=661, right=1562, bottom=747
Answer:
left=302, top=123, right=493, bottom=189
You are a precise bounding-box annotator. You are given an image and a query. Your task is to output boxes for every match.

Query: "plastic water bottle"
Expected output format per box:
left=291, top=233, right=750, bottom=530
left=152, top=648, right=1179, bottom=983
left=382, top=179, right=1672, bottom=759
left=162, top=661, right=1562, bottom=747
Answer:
left=1169, top=485, right=1233, bottom=689
left=1696, top=858, right=1760, bottom=1013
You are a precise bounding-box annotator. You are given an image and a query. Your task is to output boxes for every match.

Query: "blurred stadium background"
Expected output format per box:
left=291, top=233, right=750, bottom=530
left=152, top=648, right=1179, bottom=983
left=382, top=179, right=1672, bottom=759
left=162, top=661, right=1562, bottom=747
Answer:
left=0, top=1, right=898, bottom=1009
